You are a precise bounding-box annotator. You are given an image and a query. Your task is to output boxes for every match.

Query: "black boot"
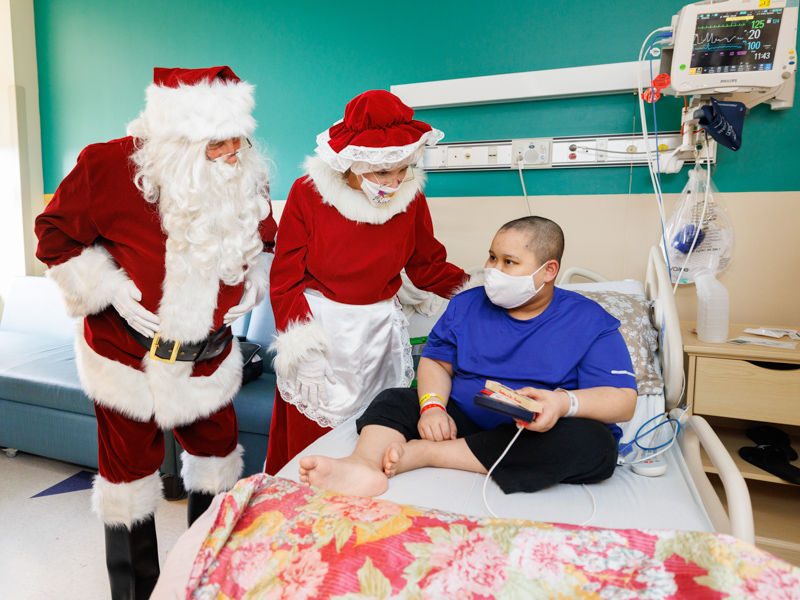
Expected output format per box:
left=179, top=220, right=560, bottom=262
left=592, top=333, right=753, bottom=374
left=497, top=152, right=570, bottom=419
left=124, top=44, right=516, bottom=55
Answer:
left=104, top=515, right=160, bottom=600
left=187, top=491, right=216, bottom=527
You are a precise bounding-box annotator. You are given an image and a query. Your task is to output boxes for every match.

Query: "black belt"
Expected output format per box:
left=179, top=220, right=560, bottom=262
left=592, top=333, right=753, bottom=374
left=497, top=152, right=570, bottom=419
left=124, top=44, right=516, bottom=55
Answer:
left=122, top=319, right=233, bottom=364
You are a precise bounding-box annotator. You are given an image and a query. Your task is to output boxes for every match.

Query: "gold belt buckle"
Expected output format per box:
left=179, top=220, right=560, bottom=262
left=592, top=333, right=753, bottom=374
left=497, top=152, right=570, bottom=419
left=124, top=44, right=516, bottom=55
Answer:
left=149, top=333, right=181, bottom=364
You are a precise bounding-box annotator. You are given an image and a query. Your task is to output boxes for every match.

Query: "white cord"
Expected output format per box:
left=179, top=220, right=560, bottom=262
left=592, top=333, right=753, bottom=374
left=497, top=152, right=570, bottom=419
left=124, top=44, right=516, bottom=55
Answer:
left=579, top=485, right=597, bottom=526
left=461, top=473, right=481, bottom=514
left=638, top=28, right=673, bottom=240
left=628, top=109, right=636, bottom=195
left=571, top=145, right=649, bottom=156
left=482, top=423, right=525, bottom=518
left=517, top=158, right=531, bottom=216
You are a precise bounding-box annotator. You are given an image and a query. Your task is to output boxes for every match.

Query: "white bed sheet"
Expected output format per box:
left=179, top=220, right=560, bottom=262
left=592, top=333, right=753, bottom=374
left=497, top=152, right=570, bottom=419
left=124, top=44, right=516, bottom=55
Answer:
left=276, top=402, right=715, bottom=534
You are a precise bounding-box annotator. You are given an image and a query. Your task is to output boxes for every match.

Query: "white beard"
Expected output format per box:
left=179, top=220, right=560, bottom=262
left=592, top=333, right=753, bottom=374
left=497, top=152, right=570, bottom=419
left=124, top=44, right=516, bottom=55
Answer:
left=131, top=137, right=271, bottom=342
left=132, top=139, right=271, bottom=287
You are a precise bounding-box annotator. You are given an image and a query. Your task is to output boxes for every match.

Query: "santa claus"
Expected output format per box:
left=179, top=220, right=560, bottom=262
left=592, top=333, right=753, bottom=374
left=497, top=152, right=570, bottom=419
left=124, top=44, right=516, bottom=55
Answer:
left=265, top=89, right=476, bottom=475
left=35, top=66, right=276, bottom=599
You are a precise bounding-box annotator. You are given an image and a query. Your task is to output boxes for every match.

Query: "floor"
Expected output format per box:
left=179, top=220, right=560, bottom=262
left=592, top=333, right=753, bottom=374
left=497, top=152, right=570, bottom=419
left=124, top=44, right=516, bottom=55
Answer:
left=0, top=450, right=188, bottom=600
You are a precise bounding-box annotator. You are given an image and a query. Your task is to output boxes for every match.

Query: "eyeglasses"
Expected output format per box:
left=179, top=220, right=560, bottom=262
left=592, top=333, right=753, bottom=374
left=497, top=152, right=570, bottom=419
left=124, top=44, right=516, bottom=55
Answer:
left=205, top=137, right=252, bottom=162
left=368, top=166, right=415, bottom=186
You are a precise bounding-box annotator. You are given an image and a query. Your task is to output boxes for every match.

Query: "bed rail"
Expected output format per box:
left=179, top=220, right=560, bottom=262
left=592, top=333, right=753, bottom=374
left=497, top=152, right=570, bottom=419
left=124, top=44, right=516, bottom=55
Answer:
left=672, top=408, right=755, bottom=543
left=645, top=246, right=684, bottom=411
left=558, top=266, right=610, bottom=284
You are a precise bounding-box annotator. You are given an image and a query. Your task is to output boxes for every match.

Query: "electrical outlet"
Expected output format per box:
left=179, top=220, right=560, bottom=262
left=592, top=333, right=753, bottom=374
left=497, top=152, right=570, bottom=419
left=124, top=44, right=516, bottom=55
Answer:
left=510, top=138, right=552, bottom=168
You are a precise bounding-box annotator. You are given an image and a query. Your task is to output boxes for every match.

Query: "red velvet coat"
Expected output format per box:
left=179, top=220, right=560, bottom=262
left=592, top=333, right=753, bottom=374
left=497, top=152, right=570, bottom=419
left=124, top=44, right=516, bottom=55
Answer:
left=36, top=137, right=276, bottom=372
left=35, top=137, right=277, bottom=429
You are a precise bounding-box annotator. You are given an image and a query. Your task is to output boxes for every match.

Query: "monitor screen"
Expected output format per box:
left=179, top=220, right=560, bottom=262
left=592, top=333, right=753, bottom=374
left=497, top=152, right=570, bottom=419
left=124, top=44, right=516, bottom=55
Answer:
left=690, top=8, right=784, bottom=75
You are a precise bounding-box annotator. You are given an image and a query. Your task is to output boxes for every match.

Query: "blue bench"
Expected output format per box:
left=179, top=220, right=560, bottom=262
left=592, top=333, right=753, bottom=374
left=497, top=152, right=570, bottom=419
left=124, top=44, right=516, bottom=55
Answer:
left=0, top=276, right=276, bottom=496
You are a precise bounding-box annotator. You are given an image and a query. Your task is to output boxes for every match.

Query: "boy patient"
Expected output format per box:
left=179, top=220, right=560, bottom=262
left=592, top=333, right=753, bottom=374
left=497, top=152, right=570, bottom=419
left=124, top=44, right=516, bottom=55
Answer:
left=299, top=216, right=637, bottom=497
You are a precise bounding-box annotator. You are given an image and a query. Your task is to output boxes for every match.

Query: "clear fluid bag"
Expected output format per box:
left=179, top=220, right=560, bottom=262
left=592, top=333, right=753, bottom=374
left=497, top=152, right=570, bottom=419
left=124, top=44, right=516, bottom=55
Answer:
left=663, top=165, right=735, bottom=285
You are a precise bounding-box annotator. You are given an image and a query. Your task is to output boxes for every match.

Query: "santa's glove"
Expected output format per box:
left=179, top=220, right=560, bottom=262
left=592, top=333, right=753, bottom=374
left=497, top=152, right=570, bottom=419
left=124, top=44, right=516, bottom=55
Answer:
left=295, top=350, right=337, bottom=411
left=223, top=281, right=263, bottom=326
left=111, top=279, right=160, bottom=338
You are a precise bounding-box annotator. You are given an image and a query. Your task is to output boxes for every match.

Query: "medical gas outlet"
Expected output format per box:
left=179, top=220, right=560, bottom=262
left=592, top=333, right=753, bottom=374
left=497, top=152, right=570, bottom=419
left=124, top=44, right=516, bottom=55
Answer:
left=512, top=139, right=552, bottom=168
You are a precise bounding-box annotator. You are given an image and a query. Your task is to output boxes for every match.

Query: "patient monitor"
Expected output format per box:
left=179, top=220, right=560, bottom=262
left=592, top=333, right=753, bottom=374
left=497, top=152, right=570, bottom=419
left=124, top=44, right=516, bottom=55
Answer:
left=653, top=0, right=797, bottom=172
left=660, top=0, right=798, bottom=103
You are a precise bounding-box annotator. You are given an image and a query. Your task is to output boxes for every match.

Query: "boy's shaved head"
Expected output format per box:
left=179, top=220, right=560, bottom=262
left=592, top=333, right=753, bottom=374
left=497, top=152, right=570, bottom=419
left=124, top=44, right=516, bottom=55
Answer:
left=498, top=216, right=564, bottom=266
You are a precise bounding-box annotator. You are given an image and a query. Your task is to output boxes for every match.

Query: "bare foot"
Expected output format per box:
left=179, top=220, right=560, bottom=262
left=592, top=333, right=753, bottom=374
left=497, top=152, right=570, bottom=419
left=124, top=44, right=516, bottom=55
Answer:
left=383, top=440, right=429, bottom=478
left=298, top=455, right=389, bottom=497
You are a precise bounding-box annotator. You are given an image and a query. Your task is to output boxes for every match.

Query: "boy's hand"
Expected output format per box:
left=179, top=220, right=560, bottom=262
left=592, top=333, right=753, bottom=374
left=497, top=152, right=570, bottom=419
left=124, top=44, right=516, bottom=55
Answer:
left=513, top=387, right=571, bottom=432
left=418, top=407, right=457, bottom=441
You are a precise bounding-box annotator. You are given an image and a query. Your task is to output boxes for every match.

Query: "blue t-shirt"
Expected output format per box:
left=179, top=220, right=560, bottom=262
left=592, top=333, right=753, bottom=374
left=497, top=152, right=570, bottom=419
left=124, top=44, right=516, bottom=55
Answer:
left=422, top=286, right=637, bottom=440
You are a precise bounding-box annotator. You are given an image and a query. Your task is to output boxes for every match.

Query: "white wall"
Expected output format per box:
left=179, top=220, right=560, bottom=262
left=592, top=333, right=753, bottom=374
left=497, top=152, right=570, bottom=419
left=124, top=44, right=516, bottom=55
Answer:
left=0, top=0, right=44, bottom=280
left=424, top=190, right=799, bottom=327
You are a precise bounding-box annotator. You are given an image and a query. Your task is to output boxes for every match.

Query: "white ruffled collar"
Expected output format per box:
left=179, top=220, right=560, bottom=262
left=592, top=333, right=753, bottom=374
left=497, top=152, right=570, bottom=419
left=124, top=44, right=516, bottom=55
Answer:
left=303, top=156, right=425, bottom=225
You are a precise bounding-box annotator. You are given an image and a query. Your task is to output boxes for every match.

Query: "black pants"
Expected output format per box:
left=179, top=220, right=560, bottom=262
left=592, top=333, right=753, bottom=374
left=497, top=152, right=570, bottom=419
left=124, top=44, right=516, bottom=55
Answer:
left=356, top=387, right=618, bottom=494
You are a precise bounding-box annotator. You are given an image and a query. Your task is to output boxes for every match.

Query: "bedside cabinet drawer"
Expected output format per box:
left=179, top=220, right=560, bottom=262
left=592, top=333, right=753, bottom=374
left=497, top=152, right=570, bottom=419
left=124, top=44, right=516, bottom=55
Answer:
left=694, top=357, right=800, bottom=425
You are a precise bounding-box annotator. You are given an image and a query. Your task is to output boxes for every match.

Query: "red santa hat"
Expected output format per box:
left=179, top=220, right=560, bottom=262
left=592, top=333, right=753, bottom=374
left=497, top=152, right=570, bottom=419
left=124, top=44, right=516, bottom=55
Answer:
left=315, top=89, right=444, bottom=173
left=138, top=66, right=256, bottom=143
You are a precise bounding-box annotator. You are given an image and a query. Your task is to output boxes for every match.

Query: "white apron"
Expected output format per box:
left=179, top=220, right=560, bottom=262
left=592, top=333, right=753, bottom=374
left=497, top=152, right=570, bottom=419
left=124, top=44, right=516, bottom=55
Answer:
left=278, top=290, right=414, bottom=428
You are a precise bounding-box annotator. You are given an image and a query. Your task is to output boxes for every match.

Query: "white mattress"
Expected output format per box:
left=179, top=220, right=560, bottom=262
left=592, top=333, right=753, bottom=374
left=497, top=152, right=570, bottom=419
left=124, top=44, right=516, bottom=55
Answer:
left=276, top=404, right=715, bottom=534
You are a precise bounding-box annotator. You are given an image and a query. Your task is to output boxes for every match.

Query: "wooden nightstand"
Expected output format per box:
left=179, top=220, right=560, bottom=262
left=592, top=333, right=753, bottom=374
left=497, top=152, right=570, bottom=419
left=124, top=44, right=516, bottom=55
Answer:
left=681, top=321, right=800, bottom=565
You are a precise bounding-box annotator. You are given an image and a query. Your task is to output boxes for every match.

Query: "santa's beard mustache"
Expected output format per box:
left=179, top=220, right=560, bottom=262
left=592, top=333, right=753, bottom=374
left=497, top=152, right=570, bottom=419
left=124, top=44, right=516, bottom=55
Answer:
left=209, top=157, right=243, bottom=182
left=148, top=147, right=269, bottom=286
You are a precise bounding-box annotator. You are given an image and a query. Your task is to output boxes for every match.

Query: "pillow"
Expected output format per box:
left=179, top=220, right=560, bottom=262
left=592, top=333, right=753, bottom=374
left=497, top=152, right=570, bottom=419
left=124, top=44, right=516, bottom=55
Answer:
left=574, top=290, right=663, bottom=395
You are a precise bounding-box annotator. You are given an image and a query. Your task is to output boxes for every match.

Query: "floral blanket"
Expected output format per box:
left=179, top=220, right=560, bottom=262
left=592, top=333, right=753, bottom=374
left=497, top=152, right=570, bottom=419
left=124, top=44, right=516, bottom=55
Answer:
left=187, top=474, right=799, bottom=599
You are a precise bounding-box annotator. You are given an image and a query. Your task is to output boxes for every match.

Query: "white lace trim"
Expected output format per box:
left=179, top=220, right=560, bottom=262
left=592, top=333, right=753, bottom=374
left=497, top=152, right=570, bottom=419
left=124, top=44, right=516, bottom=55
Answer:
left=315, top=125, right=444, bottom=173
left=276, top=374, right=346, bottom=429
left=394, top=297, right=415, bottom=388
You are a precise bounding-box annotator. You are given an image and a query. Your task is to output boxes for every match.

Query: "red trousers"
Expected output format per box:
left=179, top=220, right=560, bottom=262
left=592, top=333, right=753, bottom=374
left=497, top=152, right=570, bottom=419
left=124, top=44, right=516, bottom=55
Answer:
left=264, top=389, right=331, bottom=475
left=94, top=402, right=239, bottom=484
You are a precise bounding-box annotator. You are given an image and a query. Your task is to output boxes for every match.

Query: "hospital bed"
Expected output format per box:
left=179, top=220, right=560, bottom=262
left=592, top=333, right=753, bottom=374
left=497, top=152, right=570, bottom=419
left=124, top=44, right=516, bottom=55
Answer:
left=151, top=246, right=793, bottom=600
left=275, top=245, right=753, bottom=540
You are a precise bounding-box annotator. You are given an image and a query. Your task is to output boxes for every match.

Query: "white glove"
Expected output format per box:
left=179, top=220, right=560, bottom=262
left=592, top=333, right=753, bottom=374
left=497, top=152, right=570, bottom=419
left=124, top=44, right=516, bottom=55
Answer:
left=111, top=279, right=160, bottom=338
left=295, top=350, right=337, bottom=411
left=223, top=281, right=262, bottom=326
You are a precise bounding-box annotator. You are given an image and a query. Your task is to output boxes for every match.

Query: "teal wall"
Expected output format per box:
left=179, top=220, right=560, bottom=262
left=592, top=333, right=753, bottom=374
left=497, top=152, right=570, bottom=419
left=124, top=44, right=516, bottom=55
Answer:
left=35, top=0, right=800, bottom=199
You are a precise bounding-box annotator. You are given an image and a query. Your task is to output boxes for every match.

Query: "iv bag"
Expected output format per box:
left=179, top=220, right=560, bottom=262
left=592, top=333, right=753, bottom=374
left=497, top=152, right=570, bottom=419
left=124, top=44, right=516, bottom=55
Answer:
left=663, top=166, right=734, bottom=285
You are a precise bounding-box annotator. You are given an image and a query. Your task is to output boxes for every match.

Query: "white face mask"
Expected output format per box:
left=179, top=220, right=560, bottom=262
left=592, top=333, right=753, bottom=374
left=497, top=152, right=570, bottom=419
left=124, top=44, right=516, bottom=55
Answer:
left=359, top=175, right=403, bottom=207
left=484, top=262, right=547, bottom=309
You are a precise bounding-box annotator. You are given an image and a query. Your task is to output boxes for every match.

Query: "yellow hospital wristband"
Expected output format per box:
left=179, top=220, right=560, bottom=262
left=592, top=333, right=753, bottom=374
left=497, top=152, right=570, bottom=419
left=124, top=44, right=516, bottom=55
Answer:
left=419, top=392, right=446, bottom=408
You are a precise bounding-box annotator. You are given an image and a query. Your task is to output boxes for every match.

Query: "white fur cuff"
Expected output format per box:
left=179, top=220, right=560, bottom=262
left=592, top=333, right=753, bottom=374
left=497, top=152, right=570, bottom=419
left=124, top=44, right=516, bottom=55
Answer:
left=91, top=472, right=163, bottom=528
left=247, top=251, right=273, bottom=304
left=46, top=245, right=129, bottom=318
left=451, top=267, right=485, bottom=297
left=269, top=318, right=332, bottom=381
left=181, top=444, right=244, bottom=494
